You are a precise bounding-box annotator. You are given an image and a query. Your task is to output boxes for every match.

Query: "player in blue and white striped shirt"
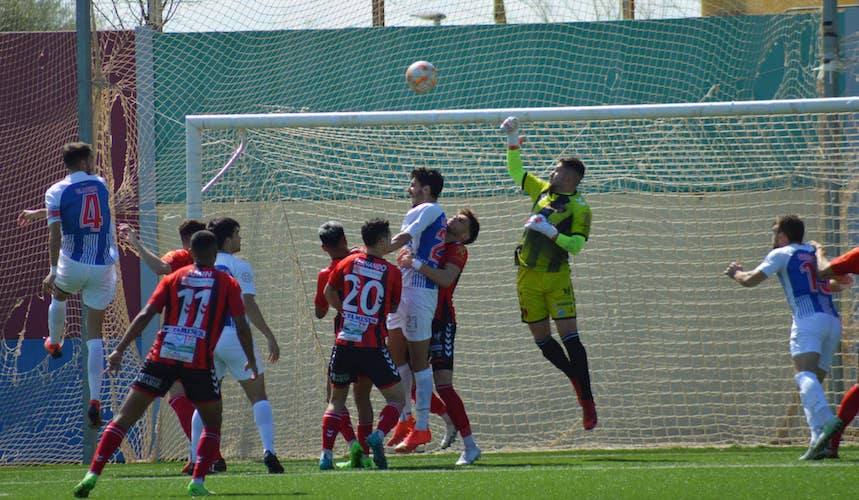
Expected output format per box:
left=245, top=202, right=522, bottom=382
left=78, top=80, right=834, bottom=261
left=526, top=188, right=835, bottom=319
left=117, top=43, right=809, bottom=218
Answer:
left=42, top=142, right=118, bottom=428
left=725, top=215, right=841, bottom=460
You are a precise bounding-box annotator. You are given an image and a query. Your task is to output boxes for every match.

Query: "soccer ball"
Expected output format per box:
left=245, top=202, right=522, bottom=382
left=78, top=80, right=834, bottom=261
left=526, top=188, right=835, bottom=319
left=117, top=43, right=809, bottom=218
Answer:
left=405, top=61, right=437, bottom=94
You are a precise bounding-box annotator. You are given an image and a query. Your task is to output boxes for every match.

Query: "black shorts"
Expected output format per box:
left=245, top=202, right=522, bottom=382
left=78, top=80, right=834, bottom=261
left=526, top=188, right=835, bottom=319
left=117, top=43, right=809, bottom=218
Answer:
left=132, top=359, right=221, bottom=403
left=430, top=320, right=456, bottom=371
left=328, top=344, right=400, bottom=390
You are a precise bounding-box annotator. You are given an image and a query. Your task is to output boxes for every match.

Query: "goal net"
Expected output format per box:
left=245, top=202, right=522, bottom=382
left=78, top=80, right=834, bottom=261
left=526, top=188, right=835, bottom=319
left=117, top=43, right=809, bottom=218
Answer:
left=169, top=99, right=859, bottom=458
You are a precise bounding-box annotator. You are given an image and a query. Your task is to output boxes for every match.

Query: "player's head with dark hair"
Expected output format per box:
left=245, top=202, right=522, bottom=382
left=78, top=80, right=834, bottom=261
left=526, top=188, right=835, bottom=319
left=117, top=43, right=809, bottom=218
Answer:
left=773, top=214, right=805, bottom=247
left=178, top=219, right=207, bottom=248
left=190, top=230, right=218, bottom=266
left=409, top=167, right=444, bottom=204
left=319, top=221, right=350, bottom=260
left=62, top=142, right=94, bottom=172
left=361, top=218, right=390, bottom=251
left=549, top=156, right=585, bottom=193
left=208, top=217, right=241, bottom=253
left=448, top=208, right=480, bottom=245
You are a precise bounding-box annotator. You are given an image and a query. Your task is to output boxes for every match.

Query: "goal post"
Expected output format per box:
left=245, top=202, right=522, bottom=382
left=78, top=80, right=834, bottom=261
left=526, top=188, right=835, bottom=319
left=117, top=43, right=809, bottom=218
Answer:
left=178, top=97, right=859, bottom=457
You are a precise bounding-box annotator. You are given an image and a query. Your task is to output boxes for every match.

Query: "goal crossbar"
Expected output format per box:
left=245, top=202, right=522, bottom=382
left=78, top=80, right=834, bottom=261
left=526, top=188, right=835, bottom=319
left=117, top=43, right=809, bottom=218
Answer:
left=185, top=97, right=859, bottom=217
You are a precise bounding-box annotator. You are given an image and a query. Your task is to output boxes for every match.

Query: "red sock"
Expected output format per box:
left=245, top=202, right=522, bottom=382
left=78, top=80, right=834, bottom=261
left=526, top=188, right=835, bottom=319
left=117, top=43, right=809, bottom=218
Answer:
left=431, top=392, right=447, bottom=416
left=437, top=384, right=472, bottom=438
left=322, top=411, right=341, bottom=451
left=339, top=409, right=356, bottom=443
left=357, top=423, right=372, bottom=454
left=832, top=384, right=859, bottom=450
left=376, top=404, right=401, bottom=435
left=89, top=421, right=126, bottom=475
left=168, top=394, right=195, bottom=440
left=192, top=427, right=221, bottom=480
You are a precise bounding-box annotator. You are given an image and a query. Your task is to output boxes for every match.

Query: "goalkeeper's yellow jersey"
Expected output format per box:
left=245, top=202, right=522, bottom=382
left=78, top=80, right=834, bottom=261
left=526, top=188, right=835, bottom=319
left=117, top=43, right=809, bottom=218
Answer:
left=509, top=149, right=592, bottom=273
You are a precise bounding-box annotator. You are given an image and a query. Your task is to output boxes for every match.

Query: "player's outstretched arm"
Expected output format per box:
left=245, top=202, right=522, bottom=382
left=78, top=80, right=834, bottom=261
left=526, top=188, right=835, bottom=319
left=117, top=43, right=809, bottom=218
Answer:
left=500, top=117, right=527, bottom=187
left=234, top=314, right=259, bottom=379
left=243, top=294, right=279, bottom=363
left=109, top=305, right=159, bottom=371
left=18, top=208, right=47, bottom=227
left=118, top=223, right=172, bottom=275
left=397, top=249, right=461, bottom=287
left=810, top=240, right=837, bottom=280
left=724, top=261, right=767, bottom=288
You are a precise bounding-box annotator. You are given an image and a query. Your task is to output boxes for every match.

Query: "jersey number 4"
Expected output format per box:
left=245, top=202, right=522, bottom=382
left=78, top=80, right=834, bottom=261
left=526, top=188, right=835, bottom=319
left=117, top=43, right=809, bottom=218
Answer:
left=80, top=192, right=103, bottom=231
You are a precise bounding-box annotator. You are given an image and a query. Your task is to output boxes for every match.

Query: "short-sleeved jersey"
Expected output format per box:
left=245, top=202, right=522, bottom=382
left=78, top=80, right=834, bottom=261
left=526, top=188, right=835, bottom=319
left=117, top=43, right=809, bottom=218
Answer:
left=517, top=172, right=591, bottom=273
left=435, top=241, right=468, bottom=324
left=830, top=247, right=859, bottom=276
left=754, top=243, right=838, bottom=320
left=44, top=171, right=117, bottom=265
left=327, top=252, right=402, bottom=348
left=214, top=251, right=255, bottom=330
left=146, top=265, right=245, bottom=369
left=162, top=248, right=193, bottom=273
left=400, top=202, right=447, bottom=289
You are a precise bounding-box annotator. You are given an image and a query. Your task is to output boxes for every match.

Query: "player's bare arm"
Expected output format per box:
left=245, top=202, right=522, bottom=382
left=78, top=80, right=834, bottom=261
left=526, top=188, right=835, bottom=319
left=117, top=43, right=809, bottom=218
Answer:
left=108, top=304, right=159, bottom=372
left=234, top=314, right=259, bottom=379
left=724, top=262, right=767, bottom=287
left=118, top=223, right=172, bottom=275
left=387, top=231, right=412, bottom=254
left=242, top=294, right=280, bottom=363
left=397, top=249, right=461, bottom=288
left=18, top=208, right=47, bottom=227
left=42, top=221, right=63, bottom=297
left=323, top=283, right=342, bottom=313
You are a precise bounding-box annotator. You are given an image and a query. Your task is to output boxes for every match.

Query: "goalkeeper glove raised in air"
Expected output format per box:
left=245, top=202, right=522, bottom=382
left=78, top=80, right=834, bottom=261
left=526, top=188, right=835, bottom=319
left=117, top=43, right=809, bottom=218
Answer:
left=525, top=214, right=558, bottom=239
left=500, top=116, right=520, bottom=148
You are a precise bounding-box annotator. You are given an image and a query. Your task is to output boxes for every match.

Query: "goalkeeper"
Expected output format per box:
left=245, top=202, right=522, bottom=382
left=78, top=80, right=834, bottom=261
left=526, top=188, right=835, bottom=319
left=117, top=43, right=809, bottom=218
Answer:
left=500, top=116, right=597, bottom=430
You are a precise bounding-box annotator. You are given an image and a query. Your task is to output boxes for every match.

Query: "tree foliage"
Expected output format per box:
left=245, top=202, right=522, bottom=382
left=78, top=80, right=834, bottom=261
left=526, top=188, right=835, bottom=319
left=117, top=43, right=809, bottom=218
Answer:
left=0, top=0, right=75, bottom=32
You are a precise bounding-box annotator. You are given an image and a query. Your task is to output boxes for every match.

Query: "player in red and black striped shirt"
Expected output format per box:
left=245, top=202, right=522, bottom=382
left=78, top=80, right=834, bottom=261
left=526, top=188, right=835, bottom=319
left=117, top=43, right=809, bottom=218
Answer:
left=319, top=219, right=405, bottom=470
left=315, top=222, right=374, bottom=459
left=398, top=208, right=481, bottom=465
left=119, top=218, right=208, bottom=463
left=74, top=231, right=256, bottom=498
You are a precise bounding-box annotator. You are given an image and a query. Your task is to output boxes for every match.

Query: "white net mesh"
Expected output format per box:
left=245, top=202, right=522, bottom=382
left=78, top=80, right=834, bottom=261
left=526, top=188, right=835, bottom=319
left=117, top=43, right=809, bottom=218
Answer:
left=166, top=110, right=859, bottom=457
left=2, top=0, right=849, bottom=463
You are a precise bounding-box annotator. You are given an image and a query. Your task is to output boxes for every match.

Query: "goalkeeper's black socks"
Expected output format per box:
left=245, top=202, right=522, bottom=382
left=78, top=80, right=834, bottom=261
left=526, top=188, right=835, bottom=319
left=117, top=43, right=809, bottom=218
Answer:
left=561, top=331, right=593, bottom=402
left=535, top=336, right=576, bottom=381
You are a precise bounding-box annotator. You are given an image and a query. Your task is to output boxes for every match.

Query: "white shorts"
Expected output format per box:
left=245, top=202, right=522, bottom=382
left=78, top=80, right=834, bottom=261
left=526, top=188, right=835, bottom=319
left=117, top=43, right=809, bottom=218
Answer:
left=214, top=328, right=265, bottom=381
left=789, top=313, right=842, bottom=373
left=54, top=254, right=117, bottom=310
left=386, top=287, right=437, bottom=342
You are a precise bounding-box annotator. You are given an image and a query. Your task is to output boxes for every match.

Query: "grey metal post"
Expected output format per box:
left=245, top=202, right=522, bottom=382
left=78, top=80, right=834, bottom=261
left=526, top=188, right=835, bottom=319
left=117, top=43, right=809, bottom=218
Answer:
left=821, top=0, right=844, bottom=401
left=76, top=0, right=96, bottom=464
left=135, top=24, right=162, bottom=461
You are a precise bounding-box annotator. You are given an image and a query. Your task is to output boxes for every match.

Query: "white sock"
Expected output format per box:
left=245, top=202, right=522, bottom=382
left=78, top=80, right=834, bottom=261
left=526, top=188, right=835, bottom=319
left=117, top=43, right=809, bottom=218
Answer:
left=48, top=299, right=66, bottom=345
left=795, top=371, right=834, bottom=438
left=192, top=478, right=204, bottom=486
left=414, top=368, right=433, bottom=431
left=397, top=364, right=413, bottom=421
left=463, top=435, right=477, bottom=450
left=86, top=339, right=103, bottom=402
left=441, top=412, right=455, bottom=428
left=190, top=409, right=203, bottom=462
left=321, top=449, right=333, bottom=460
left=253, top=400, right=275, bottom=454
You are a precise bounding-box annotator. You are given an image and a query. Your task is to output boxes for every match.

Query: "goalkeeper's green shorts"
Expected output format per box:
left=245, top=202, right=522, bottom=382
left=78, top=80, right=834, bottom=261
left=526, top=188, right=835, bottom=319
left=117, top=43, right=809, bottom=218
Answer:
left=516, top=266, right=576, bottom=324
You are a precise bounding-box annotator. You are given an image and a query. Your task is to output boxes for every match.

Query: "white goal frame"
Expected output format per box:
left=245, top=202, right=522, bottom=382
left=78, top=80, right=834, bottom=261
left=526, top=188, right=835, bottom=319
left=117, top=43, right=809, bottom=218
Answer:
left=185, top=97, right=859, bottom=218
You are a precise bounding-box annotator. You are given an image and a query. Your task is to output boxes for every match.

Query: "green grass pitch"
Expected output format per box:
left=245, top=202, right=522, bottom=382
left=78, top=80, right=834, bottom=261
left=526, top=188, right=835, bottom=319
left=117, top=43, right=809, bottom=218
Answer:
left=0, top=447, right=854, bottom=499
